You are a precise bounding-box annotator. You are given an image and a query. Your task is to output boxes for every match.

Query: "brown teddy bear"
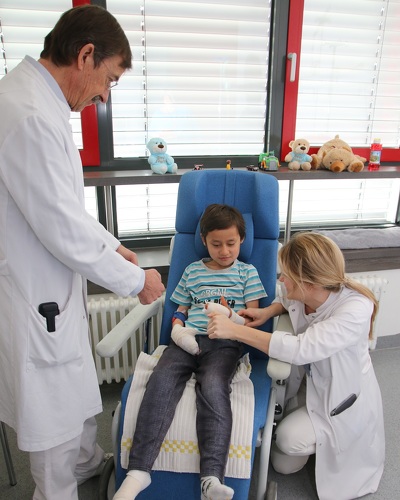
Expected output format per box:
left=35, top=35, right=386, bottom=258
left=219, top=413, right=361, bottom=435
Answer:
left=311, top=135, right=366, bottom=173
left=284, top=138, right=313, bottom=170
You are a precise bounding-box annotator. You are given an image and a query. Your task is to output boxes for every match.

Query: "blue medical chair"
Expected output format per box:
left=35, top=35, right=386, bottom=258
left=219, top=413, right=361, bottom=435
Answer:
left=96, top=169, right=291, bottom=500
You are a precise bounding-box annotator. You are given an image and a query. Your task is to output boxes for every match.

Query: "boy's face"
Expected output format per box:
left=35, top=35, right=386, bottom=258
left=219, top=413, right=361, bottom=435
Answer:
left=202, top=226, right=243, bottom=269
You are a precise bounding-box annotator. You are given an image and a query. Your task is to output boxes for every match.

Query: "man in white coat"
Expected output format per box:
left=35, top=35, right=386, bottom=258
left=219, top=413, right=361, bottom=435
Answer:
left=0, top=5, right=164, bottom=499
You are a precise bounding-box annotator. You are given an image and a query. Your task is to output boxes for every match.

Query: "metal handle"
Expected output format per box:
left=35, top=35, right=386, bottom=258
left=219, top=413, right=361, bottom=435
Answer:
left=287, top=52, right=297, bottom=82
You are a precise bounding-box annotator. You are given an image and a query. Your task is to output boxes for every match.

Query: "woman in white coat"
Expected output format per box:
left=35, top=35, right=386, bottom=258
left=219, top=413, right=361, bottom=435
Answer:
left=0, top=5, right=164, bottom=500
left=207, top=232, right=385, bottom=500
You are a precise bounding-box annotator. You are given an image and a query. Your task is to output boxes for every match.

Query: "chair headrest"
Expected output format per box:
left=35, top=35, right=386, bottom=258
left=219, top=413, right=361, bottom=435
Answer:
left=176, top=170, right=279, bottom=242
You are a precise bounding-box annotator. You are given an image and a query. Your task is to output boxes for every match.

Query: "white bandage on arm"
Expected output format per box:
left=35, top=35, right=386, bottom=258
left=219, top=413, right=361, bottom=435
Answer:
left=203, top=302, right=245, bottom=325
left=171, top=323, right=200, bottom=355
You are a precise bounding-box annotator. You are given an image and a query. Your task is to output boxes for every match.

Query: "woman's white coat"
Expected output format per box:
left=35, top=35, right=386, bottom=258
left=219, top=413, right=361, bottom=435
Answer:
left=269, top=286, right=385, bottom=500
left=0, top=58, right=144, bottom=451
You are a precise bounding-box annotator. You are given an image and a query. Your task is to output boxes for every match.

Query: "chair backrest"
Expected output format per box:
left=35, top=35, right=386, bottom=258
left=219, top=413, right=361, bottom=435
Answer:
left=160, top=169, right=279, bottom=359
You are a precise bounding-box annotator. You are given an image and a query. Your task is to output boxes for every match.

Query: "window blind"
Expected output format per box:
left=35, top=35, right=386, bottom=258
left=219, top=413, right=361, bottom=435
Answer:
left=0, top=0, right=83, bottom=148
left=279, top=178, right=400, bottom=228
left=107, top=0, right=271, bottom=158
left=296, top=0, right=400, bottom=148
left=115, top=177, right=400, bottom=238
left=116, top=183, right=179, bottom=236
left=84, top=186, right=98, bottom=221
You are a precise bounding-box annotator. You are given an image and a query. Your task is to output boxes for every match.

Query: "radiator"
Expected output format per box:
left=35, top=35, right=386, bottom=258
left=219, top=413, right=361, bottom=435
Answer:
left=88, top=294, right=162, bottom=385
left=351, top=275, right=388, bottom=349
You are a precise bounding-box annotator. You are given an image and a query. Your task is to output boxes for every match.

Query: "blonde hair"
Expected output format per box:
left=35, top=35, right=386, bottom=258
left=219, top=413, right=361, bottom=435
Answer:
left=279, top=232, right=378, bottom=339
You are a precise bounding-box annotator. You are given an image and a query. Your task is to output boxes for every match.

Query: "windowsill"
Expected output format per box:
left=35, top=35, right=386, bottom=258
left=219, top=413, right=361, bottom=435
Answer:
left=135, top=247, right=170, bottom=268
left=343, top=247, right=400, bottom=272
left=83, top=165, right=400, bottom=186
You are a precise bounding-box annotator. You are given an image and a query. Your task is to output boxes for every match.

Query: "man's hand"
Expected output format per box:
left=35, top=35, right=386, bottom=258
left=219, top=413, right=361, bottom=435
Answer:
left=138, top=269, right=165, bottom=304
left=116, top=244, right=139, bottom=265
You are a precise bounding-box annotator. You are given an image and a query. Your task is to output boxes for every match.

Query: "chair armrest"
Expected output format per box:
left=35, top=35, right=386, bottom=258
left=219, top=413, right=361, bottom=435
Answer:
left=95, top=296, right=164, bottom=358
left=274, top=312, right=294, bottom=334
left=267, top=357, right=291, bottom=381
left=267, top=313, right=293, bottom=381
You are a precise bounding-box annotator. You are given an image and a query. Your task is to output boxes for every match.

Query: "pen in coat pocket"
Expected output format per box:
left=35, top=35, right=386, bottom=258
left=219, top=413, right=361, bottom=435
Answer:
left=330, top=393, right=357, bottom=416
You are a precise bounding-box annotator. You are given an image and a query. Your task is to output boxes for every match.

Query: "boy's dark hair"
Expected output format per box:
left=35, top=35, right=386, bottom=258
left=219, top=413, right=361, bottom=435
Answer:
left=40, top=5, right=132, bottom=70
left=200, top=204, right=246, bottom=239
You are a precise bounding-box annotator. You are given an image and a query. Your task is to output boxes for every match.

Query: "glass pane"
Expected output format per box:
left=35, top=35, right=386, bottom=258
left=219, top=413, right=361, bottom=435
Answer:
left=84, top=186, right=98, bottom=220
left=115, top=183, right=179, bottom=236
left=106, top=0, right=271, bottom=158
left=278, top=178, right=400, bottom=229
left=0, top=1, right=83, bottom=148
left=297, top=0, right=400, bottom=148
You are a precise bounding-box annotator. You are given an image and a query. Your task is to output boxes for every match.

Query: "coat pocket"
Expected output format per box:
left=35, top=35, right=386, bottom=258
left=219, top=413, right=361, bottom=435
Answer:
left=27, top=278, right=85, bottom=369
left=330, top=392, right=367, bottom=453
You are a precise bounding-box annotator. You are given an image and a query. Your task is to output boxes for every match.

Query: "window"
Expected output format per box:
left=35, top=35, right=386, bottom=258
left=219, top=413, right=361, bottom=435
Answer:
left=1, top=1, right=399, bottom=246
left=84, top=186, right=99, bottom=220
left=106, top=0, right=271, bottom=158
left=116, top=183, right=179, bottom=237
left=279, top=178, right=400, bottom=229
left=282, top=0, right=400, bottom=162
left=0, top=0, right=92, bottom=155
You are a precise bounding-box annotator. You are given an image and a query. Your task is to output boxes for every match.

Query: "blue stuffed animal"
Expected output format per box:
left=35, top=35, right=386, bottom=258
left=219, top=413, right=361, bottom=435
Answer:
left=146, top=137, right=178, bottom=175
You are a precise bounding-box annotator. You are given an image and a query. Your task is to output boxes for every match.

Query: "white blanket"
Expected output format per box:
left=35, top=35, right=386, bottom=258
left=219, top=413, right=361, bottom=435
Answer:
left=120, top=345, right=254, bottom=479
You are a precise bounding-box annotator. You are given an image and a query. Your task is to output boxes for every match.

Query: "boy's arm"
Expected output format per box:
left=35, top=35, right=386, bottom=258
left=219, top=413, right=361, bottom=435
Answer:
left=204, top=297, right=245, bottom=325
left=171, top=305, right=200, bottom=355
left=172, top=305, right=190, bottom=326
left=244, top=299, right=259, bottom=309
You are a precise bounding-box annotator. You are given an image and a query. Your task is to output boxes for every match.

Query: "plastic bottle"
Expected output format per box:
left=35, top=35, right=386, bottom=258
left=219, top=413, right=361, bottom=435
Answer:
left=368, top=138, right=382, bottom=170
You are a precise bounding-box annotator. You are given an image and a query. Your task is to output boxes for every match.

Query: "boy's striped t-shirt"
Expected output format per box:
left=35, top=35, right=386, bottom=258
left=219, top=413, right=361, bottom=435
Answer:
left=171, top=258, right=267, bottom=333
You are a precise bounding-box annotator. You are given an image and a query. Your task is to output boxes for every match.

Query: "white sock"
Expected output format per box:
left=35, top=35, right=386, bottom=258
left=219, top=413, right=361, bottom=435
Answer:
left=201, top=476, right=234, bottom=500
left=113, top=470, right=151, bottom=500
left=171, top=323, right=200, bottom=355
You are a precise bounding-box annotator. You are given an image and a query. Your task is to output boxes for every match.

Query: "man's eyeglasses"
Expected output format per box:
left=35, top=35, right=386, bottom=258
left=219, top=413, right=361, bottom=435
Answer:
left=102, top=59, right=119, bottom=90
left=107, top=80, right=118, bottom=90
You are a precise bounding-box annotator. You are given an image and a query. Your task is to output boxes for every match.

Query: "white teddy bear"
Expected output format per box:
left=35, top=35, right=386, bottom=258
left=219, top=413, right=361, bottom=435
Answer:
left=284, top=138, right=312, bottom=171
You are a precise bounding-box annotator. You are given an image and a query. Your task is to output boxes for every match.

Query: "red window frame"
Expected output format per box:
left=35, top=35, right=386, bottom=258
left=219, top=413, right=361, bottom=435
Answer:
left=73, top=0, right=100, bottom=166
left=281, top=0, right=399, bottom=163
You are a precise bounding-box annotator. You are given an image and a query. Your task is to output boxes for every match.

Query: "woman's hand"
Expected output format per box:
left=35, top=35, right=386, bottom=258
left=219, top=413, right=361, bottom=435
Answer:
left=238, top=307, right=270, bottom=327
left=208, top=311, right=273, bottom=354
left=207, top=313, right=241, bottom=340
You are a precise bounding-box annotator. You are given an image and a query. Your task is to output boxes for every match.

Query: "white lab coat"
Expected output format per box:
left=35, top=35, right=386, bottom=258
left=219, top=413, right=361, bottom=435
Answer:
left=0, top=58, right=144, bottom=452
left=269, top=286, right=385, bottom=500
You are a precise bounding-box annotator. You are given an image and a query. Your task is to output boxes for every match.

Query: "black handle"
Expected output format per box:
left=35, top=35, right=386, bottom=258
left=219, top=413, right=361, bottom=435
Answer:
left=38, top=302, right=60, bottom=332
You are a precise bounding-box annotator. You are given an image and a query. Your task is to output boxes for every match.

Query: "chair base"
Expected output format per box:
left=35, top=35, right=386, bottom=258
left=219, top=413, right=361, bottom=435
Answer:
left=265, top=480, right=278, bottom=500
left=0, top=421, right=17, bottom=486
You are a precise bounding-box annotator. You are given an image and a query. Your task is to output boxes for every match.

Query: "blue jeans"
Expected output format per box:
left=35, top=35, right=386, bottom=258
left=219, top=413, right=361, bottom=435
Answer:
left=128, top=336, right=243, bottom=482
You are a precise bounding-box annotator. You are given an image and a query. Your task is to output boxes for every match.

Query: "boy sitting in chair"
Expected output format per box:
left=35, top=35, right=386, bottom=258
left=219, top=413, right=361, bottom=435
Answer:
left=114, top=204, right=266, bottom=500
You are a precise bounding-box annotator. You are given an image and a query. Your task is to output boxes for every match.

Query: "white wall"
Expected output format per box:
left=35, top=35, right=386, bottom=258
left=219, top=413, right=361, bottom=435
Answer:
left=348, top=269, right=400, bottom=338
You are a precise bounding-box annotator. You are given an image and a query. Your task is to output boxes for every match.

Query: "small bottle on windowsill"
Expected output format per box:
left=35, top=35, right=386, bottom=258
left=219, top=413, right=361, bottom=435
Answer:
left=368, top=138, right=382, bottom=171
